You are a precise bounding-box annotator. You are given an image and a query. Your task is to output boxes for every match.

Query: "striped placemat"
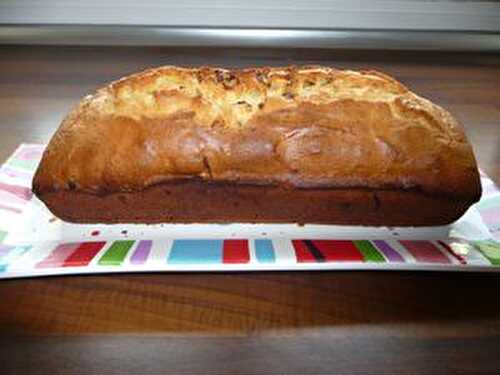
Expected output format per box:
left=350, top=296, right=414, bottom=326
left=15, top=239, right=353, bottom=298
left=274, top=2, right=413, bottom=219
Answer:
left=0, top=144, right=499, bottom=278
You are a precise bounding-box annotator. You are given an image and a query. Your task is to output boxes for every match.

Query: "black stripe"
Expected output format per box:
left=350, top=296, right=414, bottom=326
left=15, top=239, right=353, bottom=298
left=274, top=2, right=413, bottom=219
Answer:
left=303, top=240, right=326, bottom=262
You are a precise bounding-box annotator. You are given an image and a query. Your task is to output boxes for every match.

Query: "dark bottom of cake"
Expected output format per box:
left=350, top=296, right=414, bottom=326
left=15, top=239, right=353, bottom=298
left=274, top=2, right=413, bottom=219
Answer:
left=38, top=181, right=471, bottom=226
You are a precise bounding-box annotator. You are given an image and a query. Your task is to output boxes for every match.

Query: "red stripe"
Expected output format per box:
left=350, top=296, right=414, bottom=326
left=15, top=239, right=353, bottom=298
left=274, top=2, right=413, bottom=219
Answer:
left=399, top=240, right=451, bottom=264
left=437, top=240, right=467, bottom=265
left=223, top=240, right=250, bottom=264
left=312, top=240, right=364, bottom=262
left=36, top=243, right=80, bottom=268
left=292, top=240, right=317, bottom=262
left=63, top=242, right=106, bottom=267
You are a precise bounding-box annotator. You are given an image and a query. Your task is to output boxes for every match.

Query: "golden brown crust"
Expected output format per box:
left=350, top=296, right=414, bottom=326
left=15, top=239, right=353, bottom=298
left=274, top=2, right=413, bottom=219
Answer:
left=33, top=65, right=481, bottom=205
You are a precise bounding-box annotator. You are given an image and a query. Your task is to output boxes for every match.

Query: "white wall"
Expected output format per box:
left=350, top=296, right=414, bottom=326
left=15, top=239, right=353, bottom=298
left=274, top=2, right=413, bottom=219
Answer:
left=1, top=0, right=499, bottom=31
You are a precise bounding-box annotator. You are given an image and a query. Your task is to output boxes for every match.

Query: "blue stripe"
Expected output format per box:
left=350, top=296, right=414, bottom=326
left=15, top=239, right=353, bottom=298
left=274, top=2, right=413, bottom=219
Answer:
left=255, top=239, right=276, bottom=263
left=168, top=240, right=223, bottom=264
left=0, top=245, right=16, bottom=263
left=0, top=245, right=31, bottom=272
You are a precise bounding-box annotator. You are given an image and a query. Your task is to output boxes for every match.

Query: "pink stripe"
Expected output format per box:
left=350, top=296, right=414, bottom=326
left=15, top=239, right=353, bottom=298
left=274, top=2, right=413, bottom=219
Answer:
left=399, top=240, right=451, bottom=264
left=483, top=184, right=500, bottom=196
left=14, top=144, right=45, bottom=158
left=0, top=190, right=26, bottom=206
left=0, top=166, right=32, bottom=179
left=36, top=243, right=80, bottom=268
left=16, top=149, right=43, bottom=161
left=0, top=203, right=22, bottom=214
left=0, top=182, right=32, bottom=201
left=479, top=206, right=500, bottom=224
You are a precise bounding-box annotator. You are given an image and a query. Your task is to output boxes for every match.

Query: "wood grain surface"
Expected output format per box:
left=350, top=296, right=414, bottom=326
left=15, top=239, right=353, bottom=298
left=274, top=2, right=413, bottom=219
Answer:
left=0, top=46, right=500, bottom=375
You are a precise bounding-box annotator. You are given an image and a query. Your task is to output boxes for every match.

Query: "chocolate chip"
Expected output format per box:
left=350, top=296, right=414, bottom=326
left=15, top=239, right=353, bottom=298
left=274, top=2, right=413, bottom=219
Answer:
left=196, top=72, right=204, bottom=82
left=256, top=71, right=267, bottom=84
left=215, top=70, right=238, bottom=89
left=215, top=70, right=225, bottom=83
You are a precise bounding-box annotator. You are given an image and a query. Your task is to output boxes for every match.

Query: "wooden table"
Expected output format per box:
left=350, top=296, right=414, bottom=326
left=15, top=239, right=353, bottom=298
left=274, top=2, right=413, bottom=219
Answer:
left=1, top=46, right=499, bottom=374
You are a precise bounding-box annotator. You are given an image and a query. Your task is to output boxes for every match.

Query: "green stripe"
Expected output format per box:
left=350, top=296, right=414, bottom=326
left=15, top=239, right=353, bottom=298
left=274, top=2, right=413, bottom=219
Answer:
left=98, top=241, right=135, bottom=266
left=0, top=230, right=7, bottom=243
left=7, top=159, right=38, bottom=171
left=473, top=240, right=500, bottom=266
left=476, top=196, right=500, bottom=210
left=354, top=240, right=385, bottom=263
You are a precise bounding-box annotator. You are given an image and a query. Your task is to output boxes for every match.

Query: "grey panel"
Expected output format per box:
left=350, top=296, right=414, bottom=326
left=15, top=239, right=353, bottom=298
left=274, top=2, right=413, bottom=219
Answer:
left=1, top=0, right=500, bottom=31
left=0, top=25, right=499, bottom=52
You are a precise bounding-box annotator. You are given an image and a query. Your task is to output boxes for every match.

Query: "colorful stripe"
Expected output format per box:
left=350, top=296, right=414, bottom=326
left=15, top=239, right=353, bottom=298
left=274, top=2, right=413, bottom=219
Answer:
left=15, top=147, right=43, bottom=161
left=353, top=240, right=385, bottom=262
left=399, top=240, right=451, bottom=264
left=254, top=239, right=276, bottom=263
left=461, top=246, right=491, bottom=266
left=482, top=183, right=500, bottom=196
left=0, top=165, right=33, bottom=180
left=1, top=238, right=500, bottom=275
left=293, top=240, right=365, bottom=262
left=272, top=239, right=298, bottom=264
left=479, top=206, right=500, bottom=226
left=437, top=240, right=467, bottom=265
left=98, top=240, right=134, bottom=266
left=63, top=242, right=107, bottom=267
left=0, top=246, right=30, bottom=272
left=0, top=244, right=14, bottom=258
left=223, top=240, right=250, bottom=264
left=0, top=190, right=28, bottom=206
left=130, top=240, right=153, bottom=265
left=384, top=240, right=416, bottom=262
left=36, top=243, right=80, bottom=268
left=314, top=240, right=365, bottom=262
left=147, top=240, right=172, bottom=265
left=0, top=182, right=32, bottom=201
left=303, top=240, right=326, bottom=262
left=293, top=240, right=319, bottom=262
left=372, top=240, right=405, bottom=262
left=0, top=230, right=6, bottom=243
left=6, top=158, right=38, bottom=171
left=168, top=239, right=223, bottom=264
left=474, top=240, right=500, bottom=266
left=476, top=195, right=500, bottom=210
left=0, top=203, right=22, bottom=214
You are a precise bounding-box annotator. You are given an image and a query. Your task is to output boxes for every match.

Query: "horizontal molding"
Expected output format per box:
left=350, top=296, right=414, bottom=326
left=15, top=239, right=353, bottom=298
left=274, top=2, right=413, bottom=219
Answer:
left=1, top=25, right=500, bottom=51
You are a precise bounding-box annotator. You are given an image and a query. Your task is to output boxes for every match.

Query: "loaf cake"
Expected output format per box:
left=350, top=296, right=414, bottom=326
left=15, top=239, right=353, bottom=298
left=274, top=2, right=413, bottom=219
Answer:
left=32, top=65, right=481, bottom=225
